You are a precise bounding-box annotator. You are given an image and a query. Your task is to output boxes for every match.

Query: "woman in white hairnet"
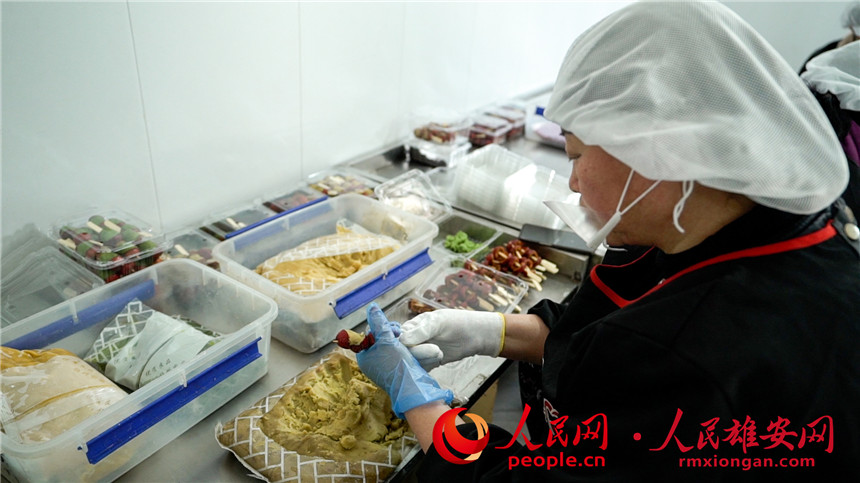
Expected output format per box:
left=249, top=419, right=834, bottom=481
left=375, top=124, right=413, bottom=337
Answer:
left=355, top=2, right=860, bottom=481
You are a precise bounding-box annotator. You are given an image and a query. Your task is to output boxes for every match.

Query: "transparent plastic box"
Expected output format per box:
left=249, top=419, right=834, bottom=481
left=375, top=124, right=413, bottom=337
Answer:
left=374, top=169, right=452, bottom=223
left=0, top=259, right=277, bottom=483
left=409, top=107, right=471, bottom=146
left=484, top=106, right=526, bottom=140
left=212, top=193, right=438, bottom=353
left=306, top=169, right=378, bottom=198
left=51, top=210, right=171, bottom=283
left=412, top=256, right=528, bottom=313
left=405, top=137, right=470, bottom=168
left=453, top=145, right=576, bottom=229
left=432, top=213, right=501, bottom=260
left=199, top=204, right=279, bottom=242
left=262, top=186, right=326, bottom=214
left=163, top=228, right=221, bottom=270
left=468, top=114, right=511, bottom=147
left=1, top=247, right=104, bottom=328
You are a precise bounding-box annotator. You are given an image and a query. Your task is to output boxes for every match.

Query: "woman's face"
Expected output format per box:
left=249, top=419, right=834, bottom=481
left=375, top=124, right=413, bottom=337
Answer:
left=563, top=132, right=673, bottom=247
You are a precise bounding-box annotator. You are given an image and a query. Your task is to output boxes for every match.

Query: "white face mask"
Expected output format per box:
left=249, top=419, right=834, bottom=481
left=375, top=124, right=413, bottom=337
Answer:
left=545, top=169, right=660, bottom=251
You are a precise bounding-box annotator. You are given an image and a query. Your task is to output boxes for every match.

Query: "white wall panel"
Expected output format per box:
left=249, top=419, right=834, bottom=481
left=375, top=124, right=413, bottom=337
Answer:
left=1, top=1, right=155, bottom=237
left=128, top=1, right=302, bottom=233
left=399, top=2, right=477, bottom=125
left=299, top=2, right=405, bottom=172
left=724, top=1, right=849, bottom=72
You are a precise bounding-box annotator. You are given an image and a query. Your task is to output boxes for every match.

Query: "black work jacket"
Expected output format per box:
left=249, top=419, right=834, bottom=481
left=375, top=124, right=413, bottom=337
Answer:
left=419, top=202, right=860, bottom=482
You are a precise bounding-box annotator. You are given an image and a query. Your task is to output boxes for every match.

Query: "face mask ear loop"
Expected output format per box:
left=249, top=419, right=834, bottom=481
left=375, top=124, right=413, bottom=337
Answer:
left=601, top=169, right=661, bottom=251
left=617, top=170, right=661, bottom=216
left=672, top=180, right=696, bottom=233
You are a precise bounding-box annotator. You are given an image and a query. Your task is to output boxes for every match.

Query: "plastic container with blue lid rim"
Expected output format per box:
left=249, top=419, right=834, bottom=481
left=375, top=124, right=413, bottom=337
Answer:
left=0, top=259, right=277, bottom=483
left=212, top=193, right=438, bottom=353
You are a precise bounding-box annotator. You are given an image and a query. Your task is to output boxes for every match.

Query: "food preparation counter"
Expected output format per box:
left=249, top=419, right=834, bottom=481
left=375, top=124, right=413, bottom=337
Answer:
left=115, top=206, right=587, bottom=482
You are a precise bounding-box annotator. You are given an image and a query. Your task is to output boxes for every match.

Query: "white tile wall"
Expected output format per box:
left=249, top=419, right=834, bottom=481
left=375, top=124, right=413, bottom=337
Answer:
left=1, top=1, right=157, bottom=234
left=1, top=1, right=844, bottom=243
left=127, top=1, right=302, bottom=232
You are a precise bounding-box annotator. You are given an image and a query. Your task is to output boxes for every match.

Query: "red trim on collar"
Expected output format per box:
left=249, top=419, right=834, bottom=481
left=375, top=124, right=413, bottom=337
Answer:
left=591, top=221, right=838, bottom=308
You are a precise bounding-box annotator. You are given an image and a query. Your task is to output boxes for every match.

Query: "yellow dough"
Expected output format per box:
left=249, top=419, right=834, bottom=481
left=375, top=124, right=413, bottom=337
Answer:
left=256, top=226, right=399, bottom=295
left=259, top=352, right=407, bottom=463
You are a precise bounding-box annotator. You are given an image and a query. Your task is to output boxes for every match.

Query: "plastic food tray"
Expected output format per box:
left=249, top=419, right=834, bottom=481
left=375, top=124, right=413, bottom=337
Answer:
left=432, top=213, right=502, bottom=260
left=412, top=256, right=528, bottom=313
left=409, top=107, right=471, bottom=146
left=468, top=114, right=511, bottom=147
left=212, top=193, right=438, bottom=353
left=1, top=247, right=104, bottom=327
left=306, top=169, right=378, bottom=198
left=0, top=259, right=277, bottom=483
left=51, top=210, right=171, bottom=283
left=262, top=186, right=327, bottom=214
left=374, top=169, right=452, bottom=223
left=453, top=144, right=576, bottom=229
left=199, top=204, right=280, bottom=242
left=405, top=137, right=470, bottom=168
left=484, top=106, right=526, bottom=140
left=163, top=228, right=221, bottom=270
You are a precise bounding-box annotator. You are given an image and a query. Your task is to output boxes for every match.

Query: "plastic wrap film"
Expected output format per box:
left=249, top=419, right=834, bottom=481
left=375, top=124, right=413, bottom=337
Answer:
left=256, top=223, right=402, bottom=296
left=0, top=347, right=127, bottom=444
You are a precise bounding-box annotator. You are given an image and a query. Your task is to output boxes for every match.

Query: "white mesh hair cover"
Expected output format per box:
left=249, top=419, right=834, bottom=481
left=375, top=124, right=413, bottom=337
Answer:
left=545, top=1, right=848, bottom=214
left=802, top=41, right=860, bottom=111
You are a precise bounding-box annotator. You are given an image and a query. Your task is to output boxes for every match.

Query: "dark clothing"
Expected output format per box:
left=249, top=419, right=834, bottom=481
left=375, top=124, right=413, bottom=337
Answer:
left=809, top=90, right=860, bottom=215
left=419, top=203, right=860, bottom=482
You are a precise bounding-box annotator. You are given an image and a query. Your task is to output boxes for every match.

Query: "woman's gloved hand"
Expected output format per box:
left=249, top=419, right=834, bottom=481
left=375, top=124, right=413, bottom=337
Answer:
left=398, top=309, right=505, bottom=371
left=356, top=303, right=453, bottom=419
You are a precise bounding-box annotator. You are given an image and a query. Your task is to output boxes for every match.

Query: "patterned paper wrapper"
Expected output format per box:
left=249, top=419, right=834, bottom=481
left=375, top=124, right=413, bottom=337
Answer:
left=214, top=350, right=418, bottom=483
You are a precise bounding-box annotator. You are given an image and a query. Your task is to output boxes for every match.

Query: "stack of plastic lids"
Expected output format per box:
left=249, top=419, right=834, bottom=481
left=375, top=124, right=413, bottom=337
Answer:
left=453, top=144, right=576, bottom=228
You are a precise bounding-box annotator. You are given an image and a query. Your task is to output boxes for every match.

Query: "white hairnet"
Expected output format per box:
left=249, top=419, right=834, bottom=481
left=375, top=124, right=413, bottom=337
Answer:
left=545, top=1, right=848, bottom=214
left=802, top=41, right=860, bottom=111
left=842, top=1, right=860, bottom=30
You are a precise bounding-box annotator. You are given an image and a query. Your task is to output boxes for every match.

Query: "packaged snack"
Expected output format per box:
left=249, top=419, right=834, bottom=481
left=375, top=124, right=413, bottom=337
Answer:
left=84, top=299, right=221, bottom=390
left=200, top=206, right=278, bottom=241
left=485, top=106, right=526, bottom=140
left=263, top=187, right=325, bottom=213
left=53, top=211, right=169, bottom=282
left=468, top=115, right=511, bottom=147
left=163, top=229, right=220, bottom=270
left=0, top=347, right=128, bottom=444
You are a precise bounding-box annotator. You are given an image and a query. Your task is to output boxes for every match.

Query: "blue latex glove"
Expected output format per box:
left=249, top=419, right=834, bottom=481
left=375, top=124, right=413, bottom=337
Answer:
left=356, top=303, right=453, bottom=419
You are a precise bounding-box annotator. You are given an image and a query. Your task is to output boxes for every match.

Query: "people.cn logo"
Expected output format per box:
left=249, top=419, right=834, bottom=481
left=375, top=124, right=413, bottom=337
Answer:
left=432, top=407, right=490, bottom=464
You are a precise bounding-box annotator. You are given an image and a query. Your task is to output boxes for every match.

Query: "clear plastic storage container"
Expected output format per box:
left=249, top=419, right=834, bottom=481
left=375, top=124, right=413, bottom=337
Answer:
left=262, top=186, right=326, bottom=214
left=468, top=114, right=511, bottom=147
left=163, top=228, right=221, bottom=270
left=412, top=256, right=528, bottom=313
left=405, top=137, right=470, bottom=168
left=453, top=144, right=576, bottom=229
left=0, top=259, right=277, bottom=483
left=1, top=247, right=104, bottom=327
left=51, top=210, right=171, bottom=283
left=409, top=107, right=471, bottom=146
left=484, top=106, right=526, bottom=140
left=199, top=204, right=279, bottom=242
left=306, top=170, right=377, bottom=198
left=432, top=213, right=501, bottom=259
left=212, top=193, right=438, bottom=353
left=374, top=169, right=452, bottom=223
